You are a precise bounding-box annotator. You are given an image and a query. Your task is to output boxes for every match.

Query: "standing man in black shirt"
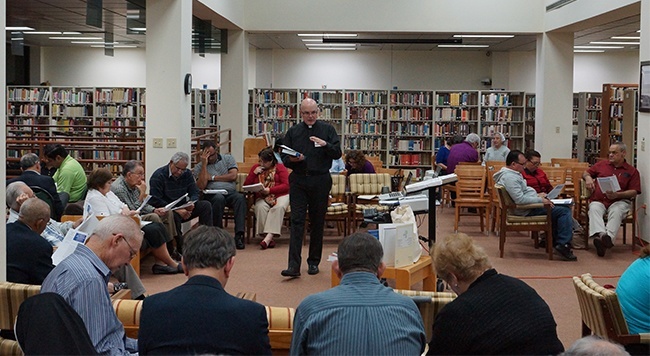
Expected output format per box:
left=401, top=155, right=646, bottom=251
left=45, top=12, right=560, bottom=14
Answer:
left=281, top=98, right=342, bottom=277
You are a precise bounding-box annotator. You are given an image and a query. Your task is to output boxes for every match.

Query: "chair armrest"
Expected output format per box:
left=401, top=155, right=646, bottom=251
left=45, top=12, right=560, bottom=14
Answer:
left=514, top=203, right=545, bottom=210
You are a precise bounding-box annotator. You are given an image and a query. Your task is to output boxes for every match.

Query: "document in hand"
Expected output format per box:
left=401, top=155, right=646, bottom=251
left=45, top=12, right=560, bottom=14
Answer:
left=163, top=193, right=189, bottom=211
left=596, top=176, right=621, bottom=192
left=203, top=189, right=228, bottom=195
left=243, top=183, right=265, bottom=192
left=172, top=200, right=197, bottom=211
left=280, top=145, right=301, bottom=157
left=135, top=195, right=151, bottom=213
left=52, top=214, right=100, bottom=265
left=550, top=198, right=573, bottom=205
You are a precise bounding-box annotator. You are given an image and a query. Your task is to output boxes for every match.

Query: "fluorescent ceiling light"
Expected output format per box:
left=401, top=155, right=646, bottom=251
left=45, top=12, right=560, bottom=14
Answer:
left=63, top=32, right=81, bottom=35
left=305, top=43, right=357, bottom=47
left=301, top=39, right=322, bottom=42
left=6, top=26, right=34, bottom=31
left=453, top=34, right=514, bottom=38
left=24, top=31, right=61, bottom=35
left=574, top=50, right=605, bottom=53
left=72, top=41, right=119, bottom=44
left=638, top=30, right=641, bottom=33
left=574, top=45, right=624, bottom=49
left=590, top=41, right=640, bottom=45
left=611, top=36, right=640, bottom=40
left=438, top=44, right=489, bottom=48
left=298, top=33, right=358, bottom=37
left=11, top=37, right=24, bottom=41
left=308, top=47, right=356, bottom=50
left=91, top=45, right=137, bottom=48
left=130, top=27, right=146, bottom=31
left=49, top=36, right=103, bottom=40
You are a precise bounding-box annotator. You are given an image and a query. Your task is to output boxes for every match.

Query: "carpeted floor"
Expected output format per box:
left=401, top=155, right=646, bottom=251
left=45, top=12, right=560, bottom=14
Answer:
left=138, top=206, right=643, bottom=349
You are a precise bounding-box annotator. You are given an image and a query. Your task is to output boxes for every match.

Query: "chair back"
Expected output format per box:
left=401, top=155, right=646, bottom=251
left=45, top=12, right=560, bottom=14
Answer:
left=265, top=306, right=296, bottom=351
left=30, top=186, right=57, bottom=219
left=330, top=174, right=347, bottom=197
left=485, top=160, right=506, bottom=172
left=0, top=282, right=41, bottom=330
left=579, top=274, right=630, bottom=336
left=457, top=161, right=481, bottom=166
left=454, top=165, right=487, bottom=200
left=542, top=166, right=567, bottom=189
left=349, top=173, right=391, bottom=195
left=393, top=290, right=457, bottom=343
left=236, top=173, right=248, bottom=192
left=495, top=185, right=516, bottom=213
left=112, top=299, right=143, bottom=339
left=551, top=157, right=579, bottom=166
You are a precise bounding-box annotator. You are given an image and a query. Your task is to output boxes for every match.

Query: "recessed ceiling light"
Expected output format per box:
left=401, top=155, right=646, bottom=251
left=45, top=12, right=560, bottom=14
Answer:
left=298, top=33, right=358, bottom=37
left=574, top=45, right=624, bottom=49
left=130, top=27, right=146, bottom=31
left=308, top=47, right=356, bottom=50
left=63, top=32, right=81, bottom=35
left=91, top=45, right=137, bottom=48
left=305, top=43, right=357, bottom=47
left=453, top=35, right=514, bottom=38
left=590, top=41, right=640, bottom=45
left=574, top=50, right=605, bottom=53
left=6, top=26, right=35, bottom=31
left=438, top=44, right=490, bottom=48
left=72, top=41, right=119, bottom=44
left=301, top=39, right=322, bottom=42
left=11, top=37, right=24, bottom=41
left=49, top=36, right=103, bottom=40
left=611, top=36, right=640, bottom=40
left=24, top=31, right=61, bottom=35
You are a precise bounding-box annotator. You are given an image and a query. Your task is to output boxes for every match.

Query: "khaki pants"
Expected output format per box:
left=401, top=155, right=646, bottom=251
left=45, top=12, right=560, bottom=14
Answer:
left=588, top=200, right=631, bottom=244
left=141, top=210, right=177, bottom=239
left=255, top=195, right=290, bottom=236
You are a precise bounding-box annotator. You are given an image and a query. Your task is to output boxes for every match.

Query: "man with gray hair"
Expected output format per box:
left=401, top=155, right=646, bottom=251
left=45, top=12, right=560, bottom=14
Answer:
left=290, top=232, right=426, bottom=355
left=42, top=215, right=144, bottom=355
left=6, top=198, right=54, bottom=284
left=138, top=226, right=271, bottom=354
left=446, top=132, right=480, bottom=174
left=560, top=335, right=629, bottom=356
left=7, top=152, right=64, bottom=220
left=149, top=152, right=212, bottom=254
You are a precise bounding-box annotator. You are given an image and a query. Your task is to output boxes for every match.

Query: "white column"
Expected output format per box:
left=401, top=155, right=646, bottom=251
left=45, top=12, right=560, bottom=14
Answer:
left=145, top=0, right=192, bottom=175
left=220, top=29, right=249, bottom=162
left=636, top=0, right=650, bottom=242
left=534, top=32, right=574, bottom=158
left=1, top=0, right=7, bottom=282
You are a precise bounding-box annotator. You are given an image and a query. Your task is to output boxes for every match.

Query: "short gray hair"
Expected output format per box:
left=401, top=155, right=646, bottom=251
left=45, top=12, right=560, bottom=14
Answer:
left=560, top=335, right=628, bottom=356
left=337, top=232, right=383, bottom=274
left=613, top=142, right=627, bottom=153
left=20, top=153, right=41, bottom=170
left=170, top=152, right=189, bottom=165
left=465, top=133, right=481, bottom=144
left=19, top=198, right=50, bottom=225
left=6, top=181, right=32, bottom=210
left=123, top=160, right=143, bottom=175
left=182, top=226, right=236, bottom=271
left=92, top=215, right=142, bottom=247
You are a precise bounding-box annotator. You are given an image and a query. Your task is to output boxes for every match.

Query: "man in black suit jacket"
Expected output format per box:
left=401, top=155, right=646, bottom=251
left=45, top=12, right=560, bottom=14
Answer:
left=138, top=226, right=271, bottom=355
left=6, top=198, right=54, bottom=284
left=7, top=153, right=64, bottom=220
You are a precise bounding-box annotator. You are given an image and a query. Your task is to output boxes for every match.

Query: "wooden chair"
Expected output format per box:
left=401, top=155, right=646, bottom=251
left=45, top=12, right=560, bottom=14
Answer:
left=563, top=162, right=590, bottom=198
left=484, top=160, right=506, bottom=172
left=223, top=173, right=255, bottom=243
left=573, top=273, right=650, bottom=347
left=495, top=185, right=554, bottom=259
left=487, top=169, right=501, bottom=235
left=0, top=282, right=41, bottom=355
left=244, top=137, right=269, bottom=158
left=325, top=174, right=351, bottom=237
left=393, top=289, right=457, bottom=343
left=550, top=157, right=578, bottom=166
left=348, top=173, right=392, bottom=229
left=453, top=165, right=490, bottom=233
left=542, top=166, right=567, bottom=190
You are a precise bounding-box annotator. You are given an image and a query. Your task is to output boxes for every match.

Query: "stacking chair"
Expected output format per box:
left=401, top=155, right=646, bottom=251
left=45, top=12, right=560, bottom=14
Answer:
left=487, top=169, right=501, bottom=235
left=550, top=157, right=578, bottom=166
left=542, top=166, right=567, bottom=190
left=453, top=165, right=490, bottom=233
left=573, top=273, right=650, bottom=347
left=495, top=185, right=554, bottom=259
left=348, top=173, right=392, bottom=229
left=563, top=162, right=590, bottom=199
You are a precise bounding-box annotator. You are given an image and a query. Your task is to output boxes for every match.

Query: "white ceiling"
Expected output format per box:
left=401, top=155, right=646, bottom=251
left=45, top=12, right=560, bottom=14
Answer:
left=5, top=0, right=642, bottom=52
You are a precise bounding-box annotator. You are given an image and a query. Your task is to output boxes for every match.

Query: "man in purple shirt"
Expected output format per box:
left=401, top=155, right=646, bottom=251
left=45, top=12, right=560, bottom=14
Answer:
left=446, top=133, right=481, bottom=174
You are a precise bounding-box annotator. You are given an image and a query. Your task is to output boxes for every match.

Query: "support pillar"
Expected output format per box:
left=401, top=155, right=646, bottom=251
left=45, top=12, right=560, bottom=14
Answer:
left=220, top=30, right=249, bottom=161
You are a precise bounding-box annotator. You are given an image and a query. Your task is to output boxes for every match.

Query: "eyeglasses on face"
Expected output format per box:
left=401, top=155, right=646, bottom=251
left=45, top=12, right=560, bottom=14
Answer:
left=528, top=160, right=541, bottom=167
left=301, top=110, right=318, bottom=116
left=121, top=236, right=137, bottom=260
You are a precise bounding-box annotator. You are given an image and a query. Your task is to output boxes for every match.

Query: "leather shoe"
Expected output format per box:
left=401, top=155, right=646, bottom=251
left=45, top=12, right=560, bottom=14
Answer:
left=281, top=268, right=301, bottom=277
left=259, top=241, right=268, bottom=250
left=152, top=264, right=179, bottom=274
left=601, top=234, right=614, bottom=249
left=235, top=234, right=245, bottom=250
left=593, top=237, right=607, bottom=257
left=268, top=240, right=276, bottom=248
left=554, top=244, right=577, bottom=261
left=308, top=265, right=319, bottom=275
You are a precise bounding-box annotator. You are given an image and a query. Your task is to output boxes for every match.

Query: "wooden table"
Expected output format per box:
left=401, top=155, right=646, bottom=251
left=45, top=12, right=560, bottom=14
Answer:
left=331, top=255, right=437, bottom=291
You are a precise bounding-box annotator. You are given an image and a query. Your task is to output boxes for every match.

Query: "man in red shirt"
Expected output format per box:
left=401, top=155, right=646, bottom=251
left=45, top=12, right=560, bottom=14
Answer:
left=521, top=150, right=552, bottom=194
left=582, top=143, right=641, bottom=257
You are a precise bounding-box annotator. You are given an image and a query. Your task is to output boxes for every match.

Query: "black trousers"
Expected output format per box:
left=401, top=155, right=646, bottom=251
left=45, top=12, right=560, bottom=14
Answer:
left=172, top=200, right=212, bottom=252
left=203, top=189, right=247, bottom=235
left=288, top=173, right=332, bottom=269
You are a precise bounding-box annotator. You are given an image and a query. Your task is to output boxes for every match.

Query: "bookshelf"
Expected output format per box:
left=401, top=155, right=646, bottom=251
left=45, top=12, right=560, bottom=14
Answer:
left=209, top=89, right=220, bottom=127
left=6, top=85, right=146, bottom=177
left=479, top=90, right=525, bottom=153
left=191, top=89, right=208, bottom=128
left=601, top=83, right=638, bottom=159
left=574, top=92, right=602, bottom=163
left=344, top=90, right=389, bottom=164
left=622, top=88, right=638, bottom=165
left=433, top=91, right=480, bottom=157
left=253, top=88, right=299, bottom=139
left=572, top=94, right=579, bottom=159
left=387, top=90, right=434, bottom=171
left=524, top=93, right=535, bottom=151
left=300, top=89, right=344, bottom=135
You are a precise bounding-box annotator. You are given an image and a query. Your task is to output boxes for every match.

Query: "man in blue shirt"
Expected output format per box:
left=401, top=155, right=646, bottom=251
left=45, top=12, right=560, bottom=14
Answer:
left=290, top=232, right=426, bottom=355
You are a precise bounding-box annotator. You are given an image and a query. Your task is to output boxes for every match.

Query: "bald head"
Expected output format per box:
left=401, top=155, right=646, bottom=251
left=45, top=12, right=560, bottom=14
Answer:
left=300, top=98, right=320, bottom=126
left=18, top=198, right=51, bottom=234
left=92, top=215, right=142, bottom=243
left=7, top=181, right=34, bottom=211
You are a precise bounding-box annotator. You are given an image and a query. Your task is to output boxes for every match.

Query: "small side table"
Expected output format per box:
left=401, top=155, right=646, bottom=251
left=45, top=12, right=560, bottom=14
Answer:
left=331, top=255, right=437, bottom=291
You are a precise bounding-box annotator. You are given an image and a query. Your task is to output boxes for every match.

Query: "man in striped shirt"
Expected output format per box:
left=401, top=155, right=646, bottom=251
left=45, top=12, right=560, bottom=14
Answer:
left=42, top=215, right=144, bottom=355
left=290, top=232, right=426, bottom=355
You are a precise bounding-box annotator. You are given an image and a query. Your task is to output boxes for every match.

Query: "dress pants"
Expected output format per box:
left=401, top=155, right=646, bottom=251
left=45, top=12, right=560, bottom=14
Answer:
left=204, top=190, right=247, bottom=235
left=113, top=264, right=146, bottom=299
left=288, top=173, right=331, bottom=270
left=141, top=211, right=176, bottom=243
left=588, top=200, right=631, bottom=243
left=527, top=205, right=573, bottom=245
left=172, top=200, right=213, bottom=252
left=255, top=194, right=290, bottom=236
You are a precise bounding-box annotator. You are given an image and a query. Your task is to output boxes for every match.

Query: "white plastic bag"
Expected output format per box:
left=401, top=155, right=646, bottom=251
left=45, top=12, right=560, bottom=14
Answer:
left=390, top=205, right=422, bottom=262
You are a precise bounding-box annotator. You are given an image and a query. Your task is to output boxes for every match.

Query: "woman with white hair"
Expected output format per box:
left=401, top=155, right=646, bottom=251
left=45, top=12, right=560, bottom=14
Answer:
left=483, top=132, right=510, bottom=162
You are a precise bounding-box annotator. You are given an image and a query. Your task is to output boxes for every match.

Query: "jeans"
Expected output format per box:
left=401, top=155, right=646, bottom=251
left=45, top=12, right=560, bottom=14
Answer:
left=527, top=205, right=573, bottom=246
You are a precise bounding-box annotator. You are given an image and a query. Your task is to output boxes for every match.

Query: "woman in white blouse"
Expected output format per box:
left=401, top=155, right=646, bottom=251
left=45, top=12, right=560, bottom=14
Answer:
left=84, top=168, right=182, bottom=274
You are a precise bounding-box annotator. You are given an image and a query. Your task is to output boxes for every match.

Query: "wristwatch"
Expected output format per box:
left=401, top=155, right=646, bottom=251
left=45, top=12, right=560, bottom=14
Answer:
left=211, top=175, right=215, bottom=181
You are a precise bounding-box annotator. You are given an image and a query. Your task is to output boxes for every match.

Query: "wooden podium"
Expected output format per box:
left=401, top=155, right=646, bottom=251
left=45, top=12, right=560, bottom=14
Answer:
left=331, top=255, right=436, bottom=291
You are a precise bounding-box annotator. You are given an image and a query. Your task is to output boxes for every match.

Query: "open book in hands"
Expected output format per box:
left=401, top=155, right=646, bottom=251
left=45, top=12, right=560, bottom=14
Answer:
left=243, top=183, right=265, bottom=192
left=596, top=176, right=621, bottom=193
left=280, top=145, right=301, bottom=157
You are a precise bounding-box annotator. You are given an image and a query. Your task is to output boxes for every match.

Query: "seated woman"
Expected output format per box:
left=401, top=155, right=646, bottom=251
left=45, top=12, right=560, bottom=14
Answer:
left=244, top=148, right=290, bottom=250
left=345, top=150, right=376, bottom=176
left=428, top=233, right=564, bottom=355
left=84, top=168, right=182, bottom=274
left=617, top=244, right=650, bottom=335
left=483, top=132, right=510, bottom=163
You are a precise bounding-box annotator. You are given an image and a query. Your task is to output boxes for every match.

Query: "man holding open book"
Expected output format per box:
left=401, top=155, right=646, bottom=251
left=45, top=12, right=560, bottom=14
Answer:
left=582, top=142, right=641, bottom=257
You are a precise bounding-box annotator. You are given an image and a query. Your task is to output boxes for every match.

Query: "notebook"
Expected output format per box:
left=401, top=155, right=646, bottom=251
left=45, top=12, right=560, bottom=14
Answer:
left=546, top=184, right=565, bottom=200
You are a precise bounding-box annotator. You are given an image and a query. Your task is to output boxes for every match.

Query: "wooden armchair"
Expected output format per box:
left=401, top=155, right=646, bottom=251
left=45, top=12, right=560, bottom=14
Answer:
left=543, top=166, right=567, bottom=190
left=495, top=185, right=554, bottom=259
left=573, top=273, right=650, bottom=347
left=453, top=165, right=490, bottom=233
left=223, top=173, right=255, bottom=243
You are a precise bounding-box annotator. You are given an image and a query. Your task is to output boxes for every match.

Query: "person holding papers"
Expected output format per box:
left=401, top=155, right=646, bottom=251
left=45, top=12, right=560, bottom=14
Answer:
left=86, top=168, right=181, bottom=274
left=193, top=141, right=247, bottom=250
left=521, top=150, right=553, bottom=194
left=244, top=147, right=290, bottom=250
left=582, top=142, right=641, bottom=257
left=149, top=152, right=213, bottom=254
left=280, top=98, right=342, bottom=277
left=494, top=150, right=576, bottom=261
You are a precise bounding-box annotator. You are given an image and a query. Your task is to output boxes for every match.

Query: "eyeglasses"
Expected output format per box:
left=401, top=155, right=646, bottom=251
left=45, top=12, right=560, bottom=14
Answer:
left=301, top=110, right=319, bottom=116
left=130, top=171, right=145, bottom=176
left=515, top=161, right=527, bottom=166
left=121, top=237, right=137, bottom=260
left=172, top=163, right=187, bottom=172
left=528, top=161, right=541, bottom=167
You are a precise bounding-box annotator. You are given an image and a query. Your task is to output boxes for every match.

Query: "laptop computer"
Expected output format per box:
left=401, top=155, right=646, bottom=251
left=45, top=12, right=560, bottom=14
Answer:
left=546, top=183, right=565, bottom=200
left=378, top=172, right=413, bottom=200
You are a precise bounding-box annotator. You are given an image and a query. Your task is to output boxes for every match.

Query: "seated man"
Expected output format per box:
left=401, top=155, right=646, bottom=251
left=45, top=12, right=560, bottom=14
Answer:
left=7, top=153, right=65, bottom=220
left=149, top=152, right=213, bottom=254
left=445, top=132, right=480, bottom=174
left=494, top=150, right=576, bottom=261
left=582, top=142, right=641, bottom=257
left=521, top=150, right=552, bottom=194
left=193, top=141, right=247, bottom=250
left=42, top=215, right=143, bottom=355
left=290, top=232, right=426, bottom=355
left=6, top=198, right=54, bottom=284
left=43, top=143, right=87, bottom=205
left=138, top=226, right=271, bottom=354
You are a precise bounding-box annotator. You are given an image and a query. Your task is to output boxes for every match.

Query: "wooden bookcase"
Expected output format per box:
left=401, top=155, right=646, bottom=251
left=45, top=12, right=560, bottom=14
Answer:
left=433, top=91, right=480, bottom=155
left=344, top=90, right=389, bottom=164
left=300, top=89, right=345, bottom=136
left=524, top=93, right=535, bottom=151
left=479, top=90, right=526, bottom=153
left=253, top=88, right=299, bottom=139
left=622, top=88, right=638, bottom=165
left=601, top=83, right=638, bottom=159
left=574, top=92, right=602, bottom=163
left=6, top=85, right=146, bottom=178
left=387, top=90, right=434, bottom=171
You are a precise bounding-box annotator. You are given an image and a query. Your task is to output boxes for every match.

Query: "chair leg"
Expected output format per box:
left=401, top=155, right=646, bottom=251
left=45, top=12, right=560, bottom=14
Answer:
left=499, top=228, right=505, bottom=258
left=454, top=205, right=460, bottom=232
left=546, top=227, right=553, bottom=260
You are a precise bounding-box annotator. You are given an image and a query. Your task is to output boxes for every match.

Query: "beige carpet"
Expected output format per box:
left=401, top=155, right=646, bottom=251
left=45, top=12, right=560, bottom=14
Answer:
left=139, top=207, right=642, bottom=348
